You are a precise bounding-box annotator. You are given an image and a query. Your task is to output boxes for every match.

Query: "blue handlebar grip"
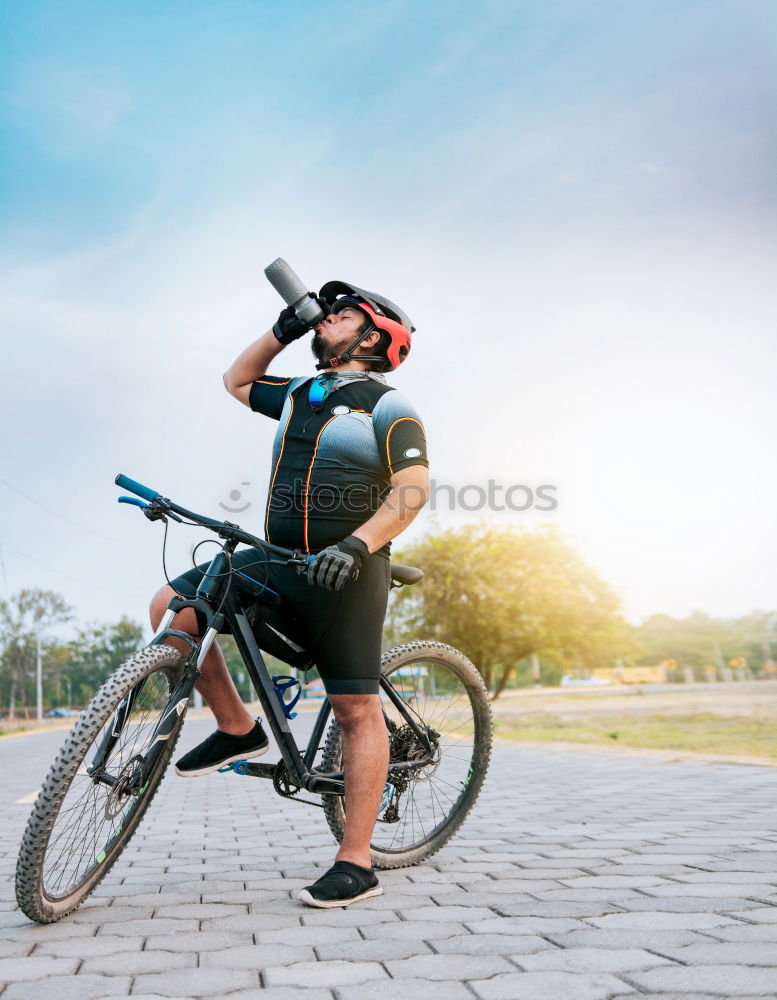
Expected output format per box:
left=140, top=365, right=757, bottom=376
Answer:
left=114, top=474, right=160, bottom=502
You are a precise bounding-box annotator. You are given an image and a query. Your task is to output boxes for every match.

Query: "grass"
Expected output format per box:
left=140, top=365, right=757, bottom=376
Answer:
left=493, top=712, right=777, bottom=759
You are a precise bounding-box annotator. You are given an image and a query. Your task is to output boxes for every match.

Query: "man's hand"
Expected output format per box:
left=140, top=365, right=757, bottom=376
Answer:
left=307, top=535, right=369, bottom=591
left=272, top=297, right=330, bottom=346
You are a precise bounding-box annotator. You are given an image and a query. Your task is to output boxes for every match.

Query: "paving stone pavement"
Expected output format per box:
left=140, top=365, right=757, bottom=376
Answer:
left=1, top=720, right=776, bottom=998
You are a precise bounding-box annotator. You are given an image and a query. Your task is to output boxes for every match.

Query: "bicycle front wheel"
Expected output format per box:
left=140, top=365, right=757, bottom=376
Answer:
left=15, top=644, right=185, bottom=923
left=321, top=640, right=492, bottom=869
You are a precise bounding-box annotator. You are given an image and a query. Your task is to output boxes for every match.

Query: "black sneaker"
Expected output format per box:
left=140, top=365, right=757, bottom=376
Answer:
left=298, top=861, right=382, bottom=908
left=174, top=719, right=269, bottom=777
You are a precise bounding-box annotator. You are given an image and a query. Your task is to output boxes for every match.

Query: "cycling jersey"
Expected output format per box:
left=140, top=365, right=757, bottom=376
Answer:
left=249, top=373, right=428, bottom=555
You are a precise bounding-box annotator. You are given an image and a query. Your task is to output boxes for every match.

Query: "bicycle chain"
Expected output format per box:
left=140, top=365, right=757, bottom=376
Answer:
left=272, top=759, right=323, bottom=809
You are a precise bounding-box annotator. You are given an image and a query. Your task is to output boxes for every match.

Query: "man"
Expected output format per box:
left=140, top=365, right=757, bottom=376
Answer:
left=149, top=280, right=429, bottom=907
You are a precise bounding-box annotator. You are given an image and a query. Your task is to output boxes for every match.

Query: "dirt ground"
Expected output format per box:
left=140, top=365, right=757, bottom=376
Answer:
left=491, top=680, right=777, bottom=721
left=490, top=680, right=777, bottom=761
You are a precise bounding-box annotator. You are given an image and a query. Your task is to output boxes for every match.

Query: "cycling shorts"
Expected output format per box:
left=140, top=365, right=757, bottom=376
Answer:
left=166, top=546, right=391, bottom=696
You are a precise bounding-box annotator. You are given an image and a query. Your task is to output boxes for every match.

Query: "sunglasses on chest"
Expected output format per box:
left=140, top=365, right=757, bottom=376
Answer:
left=308, top=375, right=331, bottom=412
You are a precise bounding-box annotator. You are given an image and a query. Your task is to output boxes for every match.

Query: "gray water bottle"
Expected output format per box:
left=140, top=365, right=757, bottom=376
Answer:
left=264, top=258, right=326, bottom=328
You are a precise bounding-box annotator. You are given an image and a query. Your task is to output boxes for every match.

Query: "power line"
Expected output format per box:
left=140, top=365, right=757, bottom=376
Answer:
left=2, top=542, right=134, bottom=600
left=0, top=476, right=155, bottom=553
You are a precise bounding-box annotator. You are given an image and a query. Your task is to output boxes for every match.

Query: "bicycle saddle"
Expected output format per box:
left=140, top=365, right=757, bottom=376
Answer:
left=390, top=564, right=424, bottom=587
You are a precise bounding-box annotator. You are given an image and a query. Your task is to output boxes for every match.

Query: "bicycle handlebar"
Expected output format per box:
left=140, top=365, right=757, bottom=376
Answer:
left=114, top=473, right=310, bottom=564
left=115, top=474, right=160, bottom=503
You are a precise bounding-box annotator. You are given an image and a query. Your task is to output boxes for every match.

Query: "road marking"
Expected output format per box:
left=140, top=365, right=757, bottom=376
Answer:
left=15, top=789, right=40, bottom=804
left=0, top=723, right=74, bottom=742
left=15, top=766, right=93, bottom=804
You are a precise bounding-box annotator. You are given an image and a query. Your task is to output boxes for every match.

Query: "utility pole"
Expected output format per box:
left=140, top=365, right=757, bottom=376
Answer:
left=36, top=636, right=43, bottom=722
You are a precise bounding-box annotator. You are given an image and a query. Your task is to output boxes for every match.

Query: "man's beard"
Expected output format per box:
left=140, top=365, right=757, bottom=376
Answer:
left=311, top=332, right=340, bottom=367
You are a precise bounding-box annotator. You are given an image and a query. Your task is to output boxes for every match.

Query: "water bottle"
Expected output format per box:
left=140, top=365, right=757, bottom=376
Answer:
left=264, top=258, right=326, bottom=329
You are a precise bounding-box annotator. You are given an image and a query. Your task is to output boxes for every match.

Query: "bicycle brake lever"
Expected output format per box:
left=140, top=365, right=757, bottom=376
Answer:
left=143, top=506, right=167, bottom=523
left=118, top=496, right=149, bottom=509
left=290, top=552, right=314, bottom=575
left=141, top=500, right=183, bottom=524
left=118, top=495, right=182, bottom=523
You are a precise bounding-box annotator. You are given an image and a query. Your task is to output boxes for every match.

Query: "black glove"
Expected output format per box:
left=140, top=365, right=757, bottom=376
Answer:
left=272, top=296, right=330, bottom=346
left=307, top=535, right=369, bottom=592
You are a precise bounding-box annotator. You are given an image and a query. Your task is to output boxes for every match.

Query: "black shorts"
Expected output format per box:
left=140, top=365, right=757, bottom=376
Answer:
left=167, top=547, right=391, bottom=696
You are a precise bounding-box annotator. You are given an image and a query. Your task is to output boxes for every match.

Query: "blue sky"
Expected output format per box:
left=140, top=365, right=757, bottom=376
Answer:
left=1, top=0, right=775, bottom=633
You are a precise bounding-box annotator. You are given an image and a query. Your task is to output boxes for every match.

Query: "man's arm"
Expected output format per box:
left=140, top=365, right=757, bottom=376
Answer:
left=223, top=330, right=286, bottom=407
left=351, top=465, right=430, bottom=554
left=306, top=466, right=429, bottom=591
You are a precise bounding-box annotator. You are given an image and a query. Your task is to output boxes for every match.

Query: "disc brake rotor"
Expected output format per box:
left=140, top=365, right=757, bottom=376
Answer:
left=103, top=755, right=143, bottom=820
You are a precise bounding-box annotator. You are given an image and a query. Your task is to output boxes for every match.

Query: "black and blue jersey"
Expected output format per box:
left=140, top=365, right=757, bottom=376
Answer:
left=249, top=374, right=428, bottom=555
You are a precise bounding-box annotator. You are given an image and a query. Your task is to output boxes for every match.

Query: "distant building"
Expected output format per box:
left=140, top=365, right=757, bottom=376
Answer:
left=592, top=664, right=668, bottom=685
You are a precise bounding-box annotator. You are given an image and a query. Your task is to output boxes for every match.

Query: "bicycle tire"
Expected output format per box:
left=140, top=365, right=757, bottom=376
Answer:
left=15, top=644, right=185, bottom=923
left=321, top=640, right=492, bottom=870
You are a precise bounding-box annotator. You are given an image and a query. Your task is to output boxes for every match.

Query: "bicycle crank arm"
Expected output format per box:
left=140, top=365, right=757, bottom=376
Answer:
left=219, top=761, right=277, bottom=779
left=305, top=773, right=346, bottom=796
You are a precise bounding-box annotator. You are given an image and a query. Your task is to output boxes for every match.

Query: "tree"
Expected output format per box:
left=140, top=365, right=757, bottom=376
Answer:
left=634, top=609, right=777, bottom=677
left=66, top=618, right=145, bottom=704
left=386, top=523, right=633, bottom=698
left=0, top=589, right=73, bottom=717
left=216, top=636, right=299, bottom=704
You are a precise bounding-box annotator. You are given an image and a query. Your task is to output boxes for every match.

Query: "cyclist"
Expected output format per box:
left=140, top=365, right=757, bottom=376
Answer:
left=149, top=281, right=429, bottom=907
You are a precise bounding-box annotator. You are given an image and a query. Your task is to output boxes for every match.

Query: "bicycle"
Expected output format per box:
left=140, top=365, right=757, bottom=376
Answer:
left=15, top=474, right=493, bottom=923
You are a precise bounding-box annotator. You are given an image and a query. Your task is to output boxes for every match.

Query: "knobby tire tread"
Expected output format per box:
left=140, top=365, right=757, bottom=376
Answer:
left=321, top=640, right=492, bottom=870
left=15, top=644, right=185, bottom=923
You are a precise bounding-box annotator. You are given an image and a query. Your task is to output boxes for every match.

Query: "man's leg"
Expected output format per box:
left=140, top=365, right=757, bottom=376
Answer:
left=149, top=585, right=255, bottom=736
left=328, top=693, right=389, bottom=869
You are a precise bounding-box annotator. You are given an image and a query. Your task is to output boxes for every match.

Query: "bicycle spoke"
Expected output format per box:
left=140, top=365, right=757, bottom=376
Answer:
left=368, top=655, right=482, bottom=854
left=39, top=666, right=175, bottom=901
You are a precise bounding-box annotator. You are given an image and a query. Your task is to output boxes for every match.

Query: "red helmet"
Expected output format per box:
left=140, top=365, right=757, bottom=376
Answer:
left=318, top=280, right=414, bottom=371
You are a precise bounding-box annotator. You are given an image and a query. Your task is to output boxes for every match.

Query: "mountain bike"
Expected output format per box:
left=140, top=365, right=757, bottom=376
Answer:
left=15, top=475, right=492, bottom=923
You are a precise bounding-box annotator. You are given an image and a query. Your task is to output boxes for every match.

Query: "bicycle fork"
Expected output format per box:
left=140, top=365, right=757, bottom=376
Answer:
left=88, top=622, right=220, bottom=790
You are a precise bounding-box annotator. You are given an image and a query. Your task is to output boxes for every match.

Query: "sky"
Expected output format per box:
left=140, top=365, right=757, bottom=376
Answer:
left=0, top=0, right=775, bottom=636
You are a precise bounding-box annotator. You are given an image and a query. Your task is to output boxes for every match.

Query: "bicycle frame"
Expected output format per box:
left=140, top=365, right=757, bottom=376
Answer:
left=90, top=538, right=435, bottom=801
left=91, top=474, right=436, bottom=803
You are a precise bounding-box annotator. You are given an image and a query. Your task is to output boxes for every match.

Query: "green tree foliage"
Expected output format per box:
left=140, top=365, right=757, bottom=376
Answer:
left=0, top=589, right=73, bottom=717
left=387, top=523, right=633, bottom=698
left=65, top=618, right=145, bottom=704
left=634, top=609, right=777, bottom=676
left=216, top=636, right=307, bottom=702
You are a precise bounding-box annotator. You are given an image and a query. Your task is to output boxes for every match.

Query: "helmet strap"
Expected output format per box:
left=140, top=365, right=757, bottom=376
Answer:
left=315, top=321, right=382, bottom=371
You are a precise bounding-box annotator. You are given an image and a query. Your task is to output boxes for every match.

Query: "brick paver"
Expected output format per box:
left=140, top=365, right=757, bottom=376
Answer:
left=1, top=721, right=775, bottom=997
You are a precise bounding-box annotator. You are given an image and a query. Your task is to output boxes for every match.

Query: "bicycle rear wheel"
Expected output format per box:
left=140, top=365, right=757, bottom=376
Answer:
left=15, top=644, right=185, bottom=923
left=321, top=640, right=492, bottom=869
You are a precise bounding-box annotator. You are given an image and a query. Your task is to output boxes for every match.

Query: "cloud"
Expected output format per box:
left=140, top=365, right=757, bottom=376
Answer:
left=6, top=60, right=133, bottom=138
left=1, top=0, right=774, bottom=629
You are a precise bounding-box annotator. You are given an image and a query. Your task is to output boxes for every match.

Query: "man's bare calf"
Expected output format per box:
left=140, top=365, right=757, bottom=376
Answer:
left=149, top=585, right=254, bottom=737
